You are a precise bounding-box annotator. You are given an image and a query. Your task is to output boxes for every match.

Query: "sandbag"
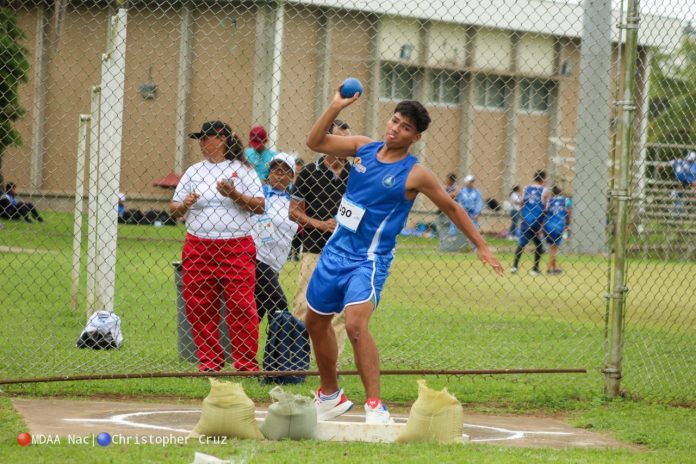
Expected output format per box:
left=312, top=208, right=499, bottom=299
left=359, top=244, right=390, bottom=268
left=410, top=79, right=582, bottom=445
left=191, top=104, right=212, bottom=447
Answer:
left=260, top=386, right=316, bottom=440
left=397, top=379, right=464, bottom=444
left=189, top=378, right=264, bottom=440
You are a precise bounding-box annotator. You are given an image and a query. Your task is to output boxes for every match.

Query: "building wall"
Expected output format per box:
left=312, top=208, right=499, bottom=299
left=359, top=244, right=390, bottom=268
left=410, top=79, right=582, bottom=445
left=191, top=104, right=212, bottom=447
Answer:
left=6, top=4, right=637, bottom=213
left=327, top=12, right=373, bottom=140
left=473, top=28, right=512, bottom=72
left=188, top=4, right=257, bottom=165
left=469, top=109, right=507, bottom=200
left=120, top=7, right=181, bottom=196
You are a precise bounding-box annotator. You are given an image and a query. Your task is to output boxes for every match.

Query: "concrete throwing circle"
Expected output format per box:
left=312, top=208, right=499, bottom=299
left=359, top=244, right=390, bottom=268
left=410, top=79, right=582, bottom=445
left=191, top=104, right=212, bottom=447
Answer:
left=11, top=398, right=632, bottom=449
left=62, top=408, right=572, bottom=443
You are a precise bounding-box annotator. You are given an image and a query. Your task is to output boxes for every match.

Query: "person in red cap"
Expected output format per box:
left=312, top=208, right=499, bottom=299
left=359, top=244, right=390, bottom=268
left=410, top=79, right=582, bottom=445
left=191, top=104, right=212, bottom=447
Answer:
left=244, top=125, right=277, bottom=181
left=170, top=120, right=265, bottom=373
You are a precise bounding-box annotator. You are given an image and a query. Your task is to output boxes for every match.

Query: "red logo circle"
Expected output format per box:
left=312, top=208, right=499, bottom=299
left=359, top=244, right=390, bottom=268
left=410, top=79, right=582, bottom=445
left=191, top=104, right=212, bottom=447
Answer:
left=17, top=432, right=32, bottom=447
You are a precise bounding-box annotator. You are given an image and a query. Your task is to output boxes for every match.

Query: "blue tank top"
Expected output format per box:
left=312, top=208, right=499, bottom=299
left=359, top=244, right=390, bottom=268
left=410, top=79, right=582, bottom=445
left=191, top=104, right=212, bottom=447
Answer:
left=326, top=141, right=418, bottom=260
left=521, top=185, right=546, bottom=225
left=544, top=196, right=567, bottom=233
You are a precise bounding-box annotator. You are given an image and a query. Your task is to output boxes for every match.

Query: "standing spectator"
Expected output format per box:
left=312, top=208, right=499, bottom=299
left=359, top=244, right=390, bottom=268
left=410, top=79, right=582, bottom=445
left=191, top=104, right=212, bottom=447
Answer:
left=0, top=182, right=43, bottom=223
left=544, top=186, right=571, bottom=275
left=244, top=125, right=276, bottom=181
left=508, top=185, right=523, bottom=239
left=253, top=153, right=299, bottom=320
left=451, top=175, right=484, bottom=250
left=511, top=170, right=550, bottom=276
left=170, top=121, right=265, bottom=373
left=289, top=158, right=304, bottom=187
left=288, top=157, right=306, bottom=262
left=444, top=173, right=460, bottom=199
left=289, top=119, right=352, bottom=360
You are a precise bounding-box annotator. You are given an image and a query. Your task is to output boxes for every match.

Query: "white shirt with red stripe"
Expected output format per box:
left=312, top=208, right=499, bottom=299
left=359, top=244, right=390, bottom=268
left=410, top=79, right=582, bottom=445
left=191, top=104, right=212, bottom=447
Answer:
left=174, top=159, right=263, bottom=239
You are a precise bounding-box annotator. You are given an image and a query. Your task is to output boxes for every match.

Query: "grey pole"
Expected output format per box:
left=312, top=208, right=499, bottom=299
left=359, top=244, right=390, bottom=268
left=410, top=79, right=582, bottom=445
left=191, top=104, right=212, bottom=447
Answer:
left=571, top=0, right=612, bottom=254
left=604, top=0, right=640, bottom=398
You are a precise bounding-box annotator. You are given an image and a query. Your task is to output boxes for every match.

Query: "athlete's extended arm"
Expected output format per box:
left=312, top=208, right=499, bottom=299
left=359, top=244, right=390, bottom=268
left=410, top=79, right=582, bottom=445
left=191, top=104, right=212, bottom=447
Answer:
left=306, top=89, right=373, bottom=157
left=410, top=165, right=504, bottom=275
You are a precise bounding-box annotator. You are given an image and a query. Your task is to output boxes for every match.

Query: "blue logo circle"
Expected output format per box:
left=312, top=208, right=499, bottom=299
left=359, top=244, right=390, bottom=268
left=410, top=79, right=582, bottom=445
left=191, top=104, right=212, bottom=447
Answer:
left=382, top=175, right=395, bottom=188
left=97, top=432, right=111, bottom=447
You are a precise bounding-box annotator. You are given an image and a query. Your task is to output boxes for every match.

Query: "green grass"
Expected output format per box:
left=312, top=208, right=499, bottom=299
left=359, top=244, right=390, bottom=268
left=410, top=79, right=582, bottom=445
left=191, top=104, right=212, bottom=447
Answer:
left=1, top=213, right=696, bottom=462
left=2, top=213, right=694, bottom=402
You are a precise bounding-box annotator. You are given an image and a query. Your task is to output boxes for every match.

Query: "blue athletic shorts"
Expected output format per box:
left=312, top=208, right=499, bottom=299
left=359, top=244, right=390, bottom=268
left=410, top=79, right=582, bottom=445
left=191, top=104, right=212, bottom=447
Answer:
left=306, top=249, right=392, bottom=315
left=518, top=220, right=542, bottom=247
left=544, top=229, right=563, bottom=246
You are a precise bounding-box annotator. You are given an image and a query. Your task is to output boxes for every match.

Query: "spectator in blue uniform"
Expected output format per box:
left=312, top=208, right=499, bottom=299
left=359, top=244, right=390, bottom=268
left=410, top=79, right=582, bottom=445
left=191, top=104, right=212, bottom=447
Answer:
left=511, top=170, right=550, bottom=276
left=451, top=175, right=484, bottom=249
left=544, top=186, right=571, bottom=275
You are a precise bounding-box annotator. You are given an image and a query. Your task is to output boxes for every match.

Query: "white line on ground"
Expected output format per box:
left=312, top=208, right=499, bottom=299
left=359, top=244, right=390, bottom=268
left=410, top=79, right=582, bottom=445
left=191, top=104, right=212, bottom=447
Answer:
left=63, top=409, right=575, bottom=443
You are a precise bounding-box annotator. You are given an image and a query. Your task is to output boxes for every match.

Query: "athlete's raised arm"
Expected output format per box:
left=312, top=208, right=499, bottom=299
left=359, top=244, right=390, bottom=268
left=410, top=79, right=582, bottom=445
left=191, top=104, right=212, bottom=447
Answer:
left=307, top=88, right=373, bottom=157
left=408, top=164, right=504, bottom=276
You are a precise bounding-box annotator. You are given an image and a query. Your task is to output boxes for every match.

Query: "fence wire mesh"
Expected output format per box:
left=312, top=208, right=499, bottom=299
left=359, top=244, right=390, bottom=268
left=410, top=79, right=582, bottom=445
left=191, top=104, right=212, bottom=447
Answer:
left=0, top=0, right=694, bottom=401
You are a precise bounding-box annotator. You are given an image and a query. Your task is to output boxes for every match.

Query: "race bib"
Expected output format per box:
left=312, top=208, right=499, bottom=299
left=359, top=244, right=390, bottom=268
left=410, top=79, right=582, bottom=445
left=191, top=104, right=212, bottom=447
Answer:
left=255, top=216, right=275, bottom=244
left=336, top=196, right=366, bottom=233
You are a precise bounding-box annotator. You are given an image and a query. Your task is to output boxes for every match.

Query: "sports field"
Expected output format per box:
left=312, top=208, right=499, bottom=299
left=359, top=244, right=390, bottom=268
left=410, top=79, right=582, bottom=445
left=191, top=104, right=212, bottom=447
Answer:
left=1, top=213, right=695, bottom=462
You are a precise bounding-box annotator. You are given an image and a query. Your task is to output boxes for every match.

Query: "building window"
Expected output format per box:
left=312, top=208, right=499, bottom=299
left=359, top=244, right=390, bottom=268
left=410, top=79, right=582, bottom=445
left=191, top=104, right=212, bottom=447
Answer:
left=429, top=70, right=462, bottom=105
left=519, top=79, right=556, bottom=113
left=380, top=64, right=419, bottom=100
left=475, top=75, right=509, bottom=110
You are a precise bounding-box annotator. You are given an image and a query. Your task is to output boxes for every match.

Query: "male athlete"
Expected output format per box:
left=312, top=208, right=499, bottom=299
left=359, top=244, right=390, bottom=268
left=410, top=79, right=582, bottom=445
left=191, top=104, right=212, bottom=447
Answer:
left=304, top=88, right=504, bottom=424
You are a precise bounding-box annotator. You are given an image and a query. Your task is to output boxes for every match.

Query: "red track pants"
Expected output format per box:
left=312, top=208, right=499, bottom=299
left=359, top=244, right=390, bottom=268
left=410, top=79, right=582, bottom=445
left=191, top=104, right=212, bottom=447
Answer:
left=182, top=233, right=259, bottom=372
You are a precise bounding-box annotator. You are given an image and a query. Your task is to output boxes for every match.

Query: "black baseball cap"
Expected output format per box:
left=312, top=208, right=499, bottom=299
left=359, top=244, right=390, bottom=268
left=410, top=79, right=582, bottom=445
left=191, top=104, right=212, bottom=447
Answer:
left=188, top=121, right=233, bottom=139
left=328, top=119, right=351, bottom=134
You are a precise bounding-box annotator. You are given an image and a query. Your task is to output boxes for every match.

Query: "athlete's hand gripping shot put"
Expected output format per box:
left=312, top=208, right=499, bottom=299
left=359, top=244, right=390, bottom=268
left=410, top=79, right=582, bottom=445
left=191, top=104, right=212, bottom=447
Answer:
left=304, top=86, right=505, bottom=424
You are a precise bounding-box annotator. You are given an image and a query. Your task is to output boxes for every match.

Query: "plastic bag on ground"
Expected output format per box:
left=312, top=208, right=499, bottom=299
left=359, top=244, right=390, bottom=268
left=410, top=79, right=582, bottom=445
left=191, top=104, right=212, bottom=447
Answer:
left=189, top=378, right=264, bottom=440
left=260, top=386, right=316, bottom=440
left=397, top=379, right=464, bottom=444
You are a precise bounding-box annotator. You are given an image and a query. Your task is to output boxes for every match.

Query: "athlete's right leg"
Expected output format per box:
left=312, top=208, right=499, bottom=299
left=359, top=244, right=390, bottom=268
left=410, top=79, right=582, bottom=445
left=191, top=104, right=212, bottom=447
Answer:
left=305, top=309, right=339, bottom=394
left=305, top=308, right=353, bottom=420
left=294, top=252, right=349, bottom=360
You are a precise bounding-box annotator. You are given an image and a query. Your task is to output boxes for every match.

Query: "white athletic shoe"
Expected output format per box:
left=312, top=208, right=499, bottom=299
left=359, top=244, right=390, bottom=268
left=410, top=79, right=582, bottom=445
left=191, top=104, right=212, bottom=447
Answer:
left=529, top=269, right=541, bottom=277
left=314, top=388, right=353, bottom=421
left=364, top=402, right=394, bottom=425
left=510, top=267, right=518, bottom=274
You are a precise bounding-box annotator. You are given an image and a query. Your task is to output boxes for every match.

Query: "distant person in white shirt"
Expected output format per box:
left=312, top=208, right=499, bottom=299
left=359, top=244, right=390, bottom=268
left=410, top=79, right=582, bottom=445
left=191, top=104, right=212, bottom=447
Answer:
left=171, top=121, right=265, bottom=373
left=508, top=185, right=523, bottom=239
left=253, top=153, right=299, bottom=321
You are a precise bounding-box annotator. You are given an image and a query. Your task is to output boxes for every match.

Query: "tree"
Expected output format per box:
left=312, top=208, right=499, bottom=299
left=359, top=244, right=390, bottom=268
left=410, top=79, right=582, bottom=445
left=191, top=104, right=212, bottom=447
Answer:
left=0, top=8, right=29, bottom=188
left=648, top=29, right=696, bottom=162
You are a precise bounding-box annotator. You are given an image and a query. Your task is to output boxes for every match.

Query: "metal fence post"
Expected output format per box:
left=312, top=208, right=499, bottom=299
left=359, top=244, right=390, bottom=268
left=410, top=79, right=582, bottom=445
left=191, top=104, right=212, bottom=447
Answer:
left=604, top=0, right=640, bottom=398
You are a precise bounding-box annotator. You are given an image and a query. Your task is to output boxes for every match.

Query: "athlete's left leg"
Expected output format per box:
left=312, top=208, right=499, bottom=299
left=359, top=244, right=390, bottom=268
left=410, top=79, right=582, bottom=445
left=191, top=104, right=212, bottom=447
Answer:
left=344, top=302, right=379, bottom=399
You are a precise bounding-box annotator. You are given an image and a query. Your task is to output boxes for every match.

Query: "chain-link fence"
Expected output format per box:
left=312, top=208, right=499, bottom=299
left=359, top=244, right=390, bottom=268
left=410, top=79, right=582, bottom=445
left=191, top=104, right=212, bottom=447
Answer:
left=0, top=0, right=694, bottom=401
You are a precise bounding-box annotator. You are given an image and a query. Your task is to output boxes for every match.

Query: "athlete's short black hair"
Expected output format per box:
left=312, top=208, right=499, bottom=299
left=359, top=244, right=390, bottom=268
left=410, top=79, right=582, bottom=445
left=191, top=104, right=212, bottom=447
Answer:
left=394, top=101, right=431, bottom=133
left=552, top=185, right=562, bottom=196
left=533, top=169, right=546, bottom=183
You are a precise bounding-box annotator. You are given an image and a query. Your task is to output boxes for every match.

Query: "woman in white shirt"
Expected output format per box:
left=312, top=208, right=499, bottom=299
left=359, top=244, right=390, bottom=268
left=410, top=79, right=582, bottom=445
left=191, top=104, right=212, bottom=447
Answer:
left=171, top=121, right=265, bottom=373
